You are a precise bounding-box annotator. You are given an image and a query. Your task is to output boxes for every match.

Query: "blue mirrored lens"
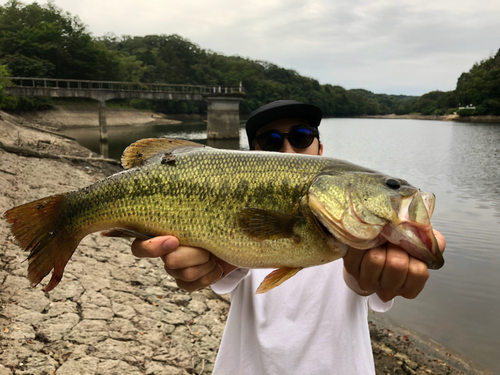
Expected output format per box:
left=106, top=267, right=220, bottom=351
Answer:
left=256, top=127, right=316, bottom=151
left=260, top=132, right=283, bottom=151
left=289, top=128, right=315, bottom=149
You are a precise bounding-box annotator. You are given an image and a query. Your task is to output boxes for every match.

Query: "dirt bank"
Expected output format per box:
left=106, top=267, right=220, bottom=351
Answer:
left=20, top=106, right=182, bottom=129
left=0, top=111, right=487, bottom=374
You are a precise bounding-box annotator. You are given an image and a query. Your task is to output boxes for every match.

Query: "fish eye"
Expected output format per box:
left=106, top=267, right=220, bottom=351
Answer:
left=385, top=178, right=401, bottom=190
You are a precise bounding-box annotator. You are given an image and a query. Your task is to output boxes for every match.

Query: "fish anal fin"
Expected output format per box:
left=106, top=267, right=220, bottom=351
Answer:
left=100, top=228, right=153, bottom=241
left=236, top=208, right=305, bottom=241
left=256, top=267, right=303, bottom=294
left=121, top=138, right=206, bottom=169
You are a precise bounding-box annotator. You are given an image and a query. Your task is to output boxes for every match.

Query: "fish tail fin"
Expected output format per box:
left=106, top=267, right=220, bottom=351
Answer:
left=4, top=194, right=79, bottom=291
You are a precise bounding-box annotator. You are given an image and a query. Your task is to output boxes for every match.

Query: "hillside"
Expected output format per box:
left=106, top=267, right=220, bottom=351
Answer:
left=1, top=1, right=498, bottom=117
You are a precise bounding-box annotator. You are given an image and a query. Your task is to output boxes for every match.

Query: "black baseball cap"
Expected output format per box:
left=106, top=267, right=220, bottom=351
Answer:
left=245, top=100, right=322, bottom=148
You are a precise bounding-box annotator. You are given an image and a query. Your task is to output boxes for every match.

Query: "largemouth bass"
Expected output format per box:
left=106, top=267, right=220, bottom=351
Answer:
left=4, top=138, right=444, bottom=293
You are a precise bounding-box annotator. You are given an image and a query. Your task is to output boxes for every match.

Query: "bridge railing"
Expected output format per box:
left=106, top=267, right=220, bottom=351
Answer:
left=6, top=77, right=245, bottom=95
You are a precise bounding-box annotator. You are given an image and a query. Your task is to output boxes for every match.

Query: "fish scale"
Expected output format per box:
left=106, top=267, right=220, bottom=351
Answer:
left=4, top=138, right=443, bottom=293
left=67, top=148, right=332, bottom=263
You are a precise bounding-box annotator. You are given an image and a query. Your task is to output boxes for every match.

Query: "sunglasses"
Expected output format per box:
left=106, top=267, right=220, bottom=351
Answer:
left=253, top=126, right=319, bottom=152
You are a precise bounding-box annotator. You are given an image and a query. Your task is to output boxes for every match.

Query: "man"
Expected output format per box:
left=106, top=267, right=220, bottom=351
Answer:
left=132, top=100, right=446, bottom=374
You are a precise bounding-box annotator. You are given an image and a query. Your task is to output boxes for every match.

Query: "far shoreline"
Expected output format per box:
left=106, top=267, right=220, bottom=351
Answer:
left=10, top=106, right=500, bottom=130
left=351, top=113, right=500, bottom=123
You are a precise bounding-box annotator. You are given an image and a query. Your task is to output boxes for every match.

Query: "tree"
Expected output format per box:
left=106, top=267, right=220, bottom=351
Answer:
left=2, top=1, right=496, bottom=117
left=0, top=0, right=135, bottom=80
left=455, top=48, right=500, bottom=114
left=0, top=64, right=12, bottom=108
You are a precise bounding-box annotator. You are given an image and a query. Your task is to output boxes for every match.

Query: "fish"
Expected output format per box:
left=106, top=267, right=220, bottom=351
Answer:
left=4, top=138, right=444, bottom=294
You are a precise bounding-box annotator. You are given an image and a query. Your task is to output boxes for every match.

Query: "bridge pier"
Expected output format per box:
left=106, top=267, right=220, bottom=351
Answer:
left=98, top=100, right=109, bottom=158
left=205, top=96, right=244, bottom=139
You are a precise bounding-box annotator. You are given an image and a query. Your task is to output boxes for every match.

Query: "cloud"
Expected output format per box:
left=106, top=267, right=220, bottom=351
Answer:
left=3, top=0, right=499, bottom=95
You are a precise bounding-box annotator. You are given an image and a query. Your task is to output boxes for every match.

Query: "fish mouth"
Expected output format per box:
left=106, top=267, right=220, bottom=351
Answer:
left=381, top=191, right=444, bottom=269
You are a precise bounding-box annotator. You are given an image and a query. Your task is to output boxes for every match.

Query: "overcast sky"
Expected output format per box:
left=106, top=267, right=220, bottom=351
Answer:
left=4, top=0, right=500, bottom=95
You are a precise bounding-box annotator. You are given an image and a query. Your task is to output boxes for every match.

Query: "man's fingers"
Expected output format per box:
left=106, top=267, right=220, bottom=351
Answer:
left=165, top=255, right=216, bottom=282
left=377, top=245, right=409, bottom=302
left=130, top=235, right=230, bottom=293
left=175, top=263, right=224, bottom=293
left=162, top=246, right=211, bottom=270
left=343, top=247, right=366, bottom=279
left=357, top=246, right=386, bottom=292
left=131, top=236, right=180, bottom=258
left=399, top=257, right=429, bottom=299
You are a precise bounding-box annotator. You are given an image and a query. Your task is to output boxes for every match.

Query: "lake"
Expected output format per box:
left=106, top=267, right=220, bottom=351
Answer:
left=60, top=118, right=500, bottom=373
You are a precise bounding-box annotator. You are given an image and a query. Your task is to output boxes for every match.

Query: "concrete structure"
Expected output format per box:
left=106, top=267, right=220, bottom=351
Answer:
left=206, top=96, right=245, bottom=139
left=6, top=78, right=246, bottom=156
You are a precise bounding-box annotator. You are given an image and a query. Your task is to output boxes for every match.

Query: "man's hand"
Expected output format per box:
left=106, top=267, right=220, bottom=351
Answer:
left=131, top=236, right=237, bottom=292
left=343, top=230, right=446, bottom=302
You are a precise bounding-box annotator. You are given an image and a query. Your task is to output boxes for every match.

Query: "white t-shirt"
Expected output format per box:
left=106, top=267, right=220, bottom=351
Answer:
left=211, top=260, right=392, bottom=375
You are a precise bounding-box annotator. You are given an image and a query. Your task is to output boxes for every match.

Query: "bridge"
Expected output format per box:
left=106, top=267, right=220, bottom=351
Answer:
left=6, top=77, right=246, bottom=157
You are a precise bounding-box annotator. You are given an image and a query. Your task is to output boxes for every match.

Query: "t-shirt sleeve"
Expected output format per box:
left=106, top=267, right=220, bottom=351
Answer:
left=211, top=268, right=250, bottom=295
left=367, top=294, right=394, bottom=312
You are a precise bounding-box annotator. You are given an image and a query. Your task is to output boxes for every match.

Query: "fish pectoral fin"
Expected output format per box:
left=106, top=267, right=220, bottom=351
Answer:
left=100, top=228, right=153, bottom=241
left=236, top=208, right=305, bottom=241
left=256, top=267, right=303, bottom=294
left=121, top=138, right=206, bottom=169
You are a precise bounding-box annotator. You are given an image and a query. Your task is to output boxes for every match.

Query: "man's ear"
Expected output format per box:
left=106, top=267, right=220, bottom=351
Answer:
left=318, top=143, right=324, bottom=156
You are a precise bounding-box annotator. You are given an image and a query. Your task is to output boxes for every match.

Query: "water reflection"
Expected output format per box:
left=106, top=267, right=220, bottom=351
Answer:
left=59, top=121, right=247, bottom=160
left=448, top=122, right=500, bottom=216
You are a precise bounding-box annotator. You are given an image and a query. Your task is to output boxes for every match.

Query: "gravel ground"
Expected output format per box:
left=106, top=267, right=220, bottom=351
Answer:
left=0, top=111, right=487, bottom=374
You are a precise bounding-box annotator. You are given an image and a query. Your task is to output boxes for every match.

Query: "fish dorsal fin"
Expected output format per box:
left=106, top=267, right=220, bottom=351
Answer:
left=121, top=138, right=205, bottom=169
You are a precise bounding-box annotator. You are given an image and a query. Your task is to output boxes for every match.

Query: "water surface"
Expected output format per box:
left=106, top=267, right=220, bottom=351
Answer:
left=60, top=118, right=500, bottom=373
left=319, top=119, right=500, bottom=373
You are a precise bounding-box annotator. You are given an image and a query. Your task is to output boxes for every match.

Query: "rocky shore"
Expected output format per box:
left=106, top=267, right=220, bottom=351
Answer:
left=0, top=111, right=486, bottom=374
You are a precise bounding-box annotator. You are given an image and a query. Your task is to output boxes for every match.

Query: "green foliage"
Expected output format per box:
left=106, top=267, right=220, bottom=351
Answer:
left=0, top=1, right=143, bottom=80
left=0, top=1, right=498, bottom=117
left=0, top=0, right=145, bottom=110
left=0, top=64, right=12, bottom=108
left=455, top=49, right=500, bottom=115
left=410, top=50, right=500, bottom=117
left=96, top=34, right=418, bottom=116
left=349, top=89, right=417, bottom=115
left=13, top=96, right=53, bottom=111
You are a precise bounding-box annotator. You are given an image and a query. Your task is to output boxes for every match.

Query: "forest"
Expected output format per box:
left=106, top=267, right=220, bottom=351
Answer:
left=0, top=0, right=499, bottom=116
